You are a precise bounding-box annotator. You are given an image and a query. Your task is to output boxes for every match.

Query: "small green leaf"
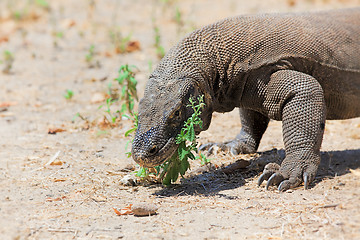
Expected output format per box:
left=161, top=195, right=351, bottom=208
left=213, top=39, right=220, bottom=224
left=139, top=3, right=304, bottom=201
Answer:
left=125, top=127, right=136, bottom=137
left=188, top=124, right=195, bottom=142
left=35, top=0, right=49, bottom=8
left=178, top=144, right=189, bottom=161
left=121, top=85, right=127, bottom=97
left=179, top=159, right=190, bottom=176
left=120, top=103, right=127, bottom=113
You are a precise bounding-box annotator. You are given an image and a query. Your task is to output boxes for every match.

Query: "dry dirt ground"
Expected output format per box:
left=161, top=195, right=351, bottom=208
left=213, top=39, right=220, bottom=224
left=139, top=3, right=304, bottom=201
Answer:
left=1, top=0, right=360, bottom=239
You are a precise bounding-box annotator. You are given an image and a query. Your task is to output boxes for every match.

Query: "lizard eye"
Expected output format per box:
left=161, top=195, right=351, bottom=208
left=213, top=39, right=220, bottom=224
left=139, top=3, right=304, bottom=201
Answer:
left=174, top=110, right=180, bottom=117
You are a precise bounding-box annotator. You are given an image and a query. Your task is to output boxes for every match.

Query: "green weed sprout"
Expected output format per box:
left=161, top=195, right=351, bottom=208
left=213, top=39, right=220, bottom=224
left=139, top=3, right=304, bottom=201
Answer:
left=153, top=26, right=165, bottom=59
left=115, top=64, right=138, bottom=116
left=124, top=113, right=139, bottom=158
left=98, top=64, right=138, bottom=126
left=2, top=50, right=14, bottom=74
left=174, top=6, right=184, bottom=36
left=64, top=89, right=74, bottom=100
left=85, top=44, right=95, bottom=63
left=109, top=29, right=132, bottom=54
left=99, top=98, right=119, bottom=123
left=35, top=0, right=50, bottom=10
left=85, top=44, right=100, bottom=68
left=135, top=95, right=210, bottom=185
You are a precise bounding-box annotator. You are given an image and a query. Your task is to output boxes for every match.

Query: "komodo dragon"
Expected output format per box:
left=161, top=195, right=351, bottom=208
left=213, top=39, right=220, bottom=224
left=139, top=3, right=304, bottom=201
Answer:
left=132, top=8, right=360, bottom=191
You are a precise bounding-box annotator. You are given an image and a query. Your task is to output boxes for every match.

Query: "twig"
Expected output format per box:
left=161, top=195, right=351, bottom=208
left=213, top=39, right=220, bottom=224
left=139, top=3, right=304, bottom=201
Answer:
left=310, top=203, right=339, bottom=212
left=30, top=151, right=62, bottom=172
left=45, top=151, right=61, bottom=166
left=48, top=228, right=77, bottom=232
left=318, top=203, right=339, bottom=209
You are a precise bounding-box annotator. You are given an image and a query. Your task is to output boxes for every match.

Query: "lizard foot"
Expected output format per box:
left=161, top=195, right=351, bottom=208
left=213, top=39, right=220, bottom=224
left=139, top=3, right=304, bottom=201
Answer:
left=258, top=158, right=318, bottom=191
left=199, top=139, right=256, bottom=156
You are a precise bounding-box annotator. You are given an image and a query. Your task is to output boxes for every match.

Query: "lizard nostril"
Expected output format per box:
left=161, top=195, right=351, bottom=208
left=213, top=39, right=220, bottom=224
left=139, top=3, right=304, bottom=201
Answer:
left=149, top=145, right=158, bottom=155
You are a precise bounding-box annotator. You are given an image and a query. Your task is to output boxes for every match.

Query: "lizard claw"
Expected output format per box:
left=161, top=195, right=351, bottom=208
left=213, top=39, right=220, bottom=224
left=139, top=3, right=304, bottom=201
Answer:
left=199, top=143, right=227, bottom=156
left=258, top=159, right=318, bottom=191
left=266, top=173, right=285, bottom=190
left=257, top=162, right=299, bottom=191
left=199, top=139, right=255, bottom=156
left=304, top=172, right=309, bottom=190
left=257, top=162, right=281, bottom=187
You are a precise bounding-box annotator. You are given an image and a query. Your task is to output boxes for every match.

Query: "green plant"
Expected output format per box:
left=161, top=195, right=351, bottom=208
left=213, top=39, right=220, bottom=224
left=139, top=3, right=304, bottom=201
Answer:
left=1, top=50, right=14, bottom=74
left=85, top=44, right=100, bottom=68
left=6, top=0, right=49, bottom=21
left=174, top=7, right=182, bottom=25
left=174, top=6, right=185, bottom=37
left=64, top=89, right=74, bottom=100
left=53, top=31, right=64, bottom=38
left=135, top=95, right=210, bottom=185
left=115, top=64, right=138, bottom=116
left=99, top=97, right=119, bottom=123
left=35, top=0, right=50, bottom=10
left=109, top=28, right=132, bottom=54
left=148, top=60, right=153, bottom=73
left=7, top=1, right=29, bottom=21
left=52, top=31, right=64, bottom=48
left=85, top=44, right=95, bottom=63
left=124, top=113, right=139, bottom=158
left=153, top=25, right=165, bottom=59
left=97, top=64, right=138, bottom=127
left=72, top=112, right=87, bottom=122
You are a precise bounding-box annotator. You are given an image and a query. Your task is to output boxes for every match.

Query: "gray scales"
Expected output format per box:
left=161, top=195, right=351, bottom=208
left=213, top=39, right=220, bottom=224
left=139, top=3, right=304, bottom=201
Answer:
left=131, top=8, right=360, bottom=191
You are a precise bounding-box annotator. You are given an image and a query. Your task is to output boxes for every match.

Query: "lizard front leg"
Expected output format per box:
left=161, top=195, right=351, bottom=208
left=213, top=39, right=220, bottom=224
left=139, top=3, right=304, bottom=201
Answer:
left=200, top=109, right=269, bottom=155
left=258, top=70, right=326, bottom=191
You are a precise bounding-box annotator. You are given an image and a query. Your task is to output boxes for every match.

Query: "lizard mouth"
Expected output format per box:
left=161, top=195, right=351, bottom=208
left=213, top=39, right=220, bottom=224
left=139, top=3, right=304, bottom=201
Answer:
left=135, top=137, right=177, bottom=168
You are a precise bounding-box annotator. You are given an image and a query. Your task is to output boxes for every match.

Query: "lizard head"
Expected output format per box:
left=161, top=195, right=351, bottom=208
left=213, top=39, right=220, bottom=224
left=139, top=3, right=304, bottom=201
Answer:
left=131, top=75, right=212, bottom=168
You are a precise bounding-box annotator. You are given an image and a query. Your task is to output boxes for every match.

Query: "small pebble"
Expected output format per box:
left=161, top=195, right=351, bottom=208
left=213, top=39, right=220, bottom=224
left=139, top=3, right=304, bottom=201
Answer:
left=131, top=203, right=158, bottom=216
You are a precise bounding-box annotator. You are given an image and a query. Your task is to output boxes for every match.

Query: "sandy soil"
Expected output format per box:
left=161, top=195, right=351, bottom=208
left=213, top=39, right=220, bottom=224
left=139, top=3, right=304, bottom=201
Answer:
left=0, top=0, right=360, bottom=239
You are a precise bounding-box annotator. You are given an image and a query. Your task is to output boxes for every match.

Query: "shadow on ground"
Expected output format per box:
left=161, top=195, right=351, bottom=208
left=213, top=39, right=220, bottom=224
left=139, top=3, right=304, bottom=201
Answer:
left=154, top=148, right=360, bottom=197
left=317, top=149, right=360, bottom=177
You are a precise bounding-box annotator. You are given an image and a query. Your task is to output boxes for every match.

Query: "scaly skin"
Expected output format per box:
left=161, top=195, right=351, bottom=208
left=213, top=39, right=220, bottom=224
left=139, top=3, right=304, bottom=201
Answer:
left=132, top=8, right=360, bottom=191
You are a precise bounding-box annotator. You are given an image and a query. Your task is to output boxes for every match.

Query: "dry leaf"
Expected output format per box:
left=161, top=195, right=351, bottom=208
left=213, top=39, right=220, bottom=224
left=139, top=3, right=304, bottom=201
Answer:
left=50, top=159, right=63, bottom=166
left=97, top=117, right=116, bottom=130
left=53, top=178, right=67, bottom=182
left=0, top=101, right=17, bottom=108
left=48, top=128, right=66, bottom=134
left=113, top=204, right=133, bottom=215
left=350, top=133, right=360, bottom=139
left=0, top=36, right=9, bottom=44
left=61, top=19, right=76, bottom=28
left=126, top=41, right=141, bottom=52
left=104, top=51, right=113, bottom=57
left=113, top=207, right=122, bottom=215
left=46, top=196, right=66, bottom=202
left=287, top=0, right=296, bottom=7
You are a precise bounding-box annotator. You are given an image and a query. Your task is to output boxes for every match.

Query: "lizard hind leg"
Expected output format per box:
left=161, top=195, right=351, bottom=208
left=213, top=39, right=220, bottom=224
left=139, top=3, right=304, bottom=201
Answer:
left=258, top=70, right=326, bottom=191
left=199, top=109, right=269, bottom=155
